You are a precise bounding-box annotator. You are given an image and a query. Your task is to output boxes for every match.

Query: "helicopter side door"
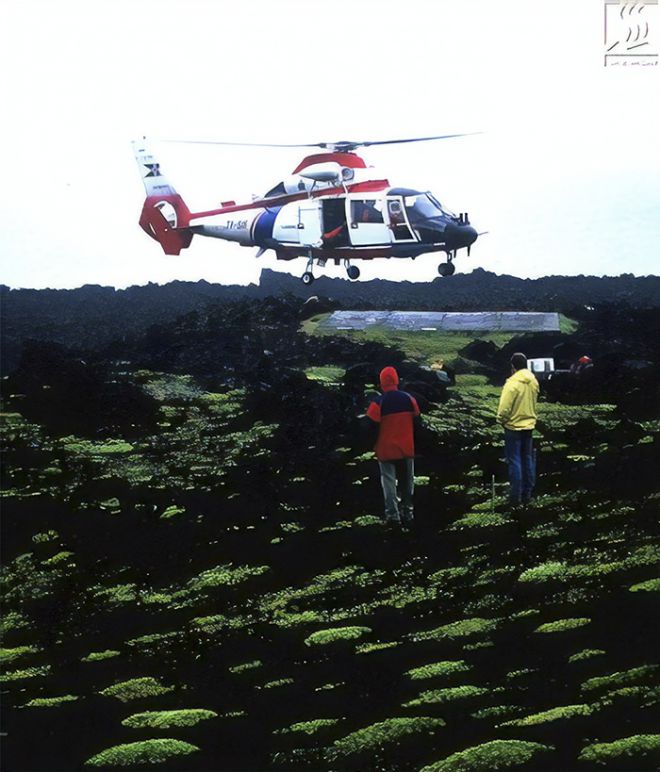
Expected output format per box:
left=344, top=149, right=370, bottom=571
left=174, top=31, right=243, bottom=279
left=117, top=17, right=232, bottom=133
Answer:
left=347, top=197, right=389, bottom=246
left=386, top=197, right=415, bottom=242
left=297, top=201, right=323, bottom=247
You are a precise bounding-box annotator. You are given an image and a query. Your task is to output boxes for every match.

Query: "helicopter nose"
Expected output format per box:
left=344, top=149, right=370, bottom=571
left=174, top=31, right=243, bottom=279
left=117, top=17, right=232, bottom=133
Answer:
left=445, top=223, right=478, bottom=250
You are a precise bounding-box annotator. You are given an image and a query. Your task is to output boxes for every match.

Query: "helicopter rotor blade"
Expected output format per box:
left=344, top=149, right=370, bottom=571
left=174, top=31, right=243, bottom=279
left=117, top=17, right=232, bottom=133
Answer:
left=161, top=133, right=481, bottom=152
left=357, top=132, right=481, bottom=148
left=160, top=139, right=325, bottom=148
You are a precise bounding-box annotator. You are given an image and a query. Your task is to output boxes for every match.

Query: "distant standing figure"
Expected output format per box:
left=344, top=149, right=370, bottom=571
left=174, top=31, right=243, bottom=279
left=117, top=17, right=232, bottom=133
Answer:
left=496, top=353, right=539, bottom=507
left=367, top=367, right=420, bottom=527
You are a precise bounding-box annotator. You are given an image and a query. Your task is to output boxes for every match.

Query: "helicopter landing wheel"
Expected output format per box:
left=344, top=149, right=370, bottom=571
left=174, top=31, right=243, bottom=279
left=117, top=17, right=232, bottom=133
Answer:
left=347, top=265, right=360, bottom=280
left=438, top=262, right=456, bottom=277
left=301, top=271, right=315, bottom=286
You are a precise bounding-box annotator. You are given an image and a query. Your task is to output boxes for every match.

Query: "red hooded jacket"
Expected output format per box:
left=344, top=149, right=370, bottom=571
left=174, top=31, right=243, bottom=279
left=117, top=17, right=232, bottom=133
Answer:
left=366, top=367, right=420, bottom=461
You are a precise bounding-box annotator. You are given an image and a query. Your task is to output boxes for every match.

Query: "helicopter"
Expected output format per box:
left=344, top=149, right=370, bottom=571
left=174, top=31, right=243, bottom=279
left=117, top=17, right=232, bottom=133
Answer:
left=132, top=134, right=481, bottom=285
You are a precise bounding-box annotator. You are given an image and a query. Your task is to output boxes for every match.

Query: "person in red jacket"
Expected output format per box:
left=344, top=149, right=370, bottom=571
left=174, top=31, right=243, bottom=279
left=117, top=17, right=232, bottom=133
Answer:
left=366, top=366, right=420, bottom=526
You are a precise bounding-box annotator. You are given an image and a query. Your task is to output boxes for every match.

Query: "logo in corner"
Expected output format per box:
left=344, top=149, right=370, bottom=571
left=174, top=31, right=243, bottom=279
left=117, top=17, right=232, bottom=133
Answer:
left=604, top=0, right=659, bottom=66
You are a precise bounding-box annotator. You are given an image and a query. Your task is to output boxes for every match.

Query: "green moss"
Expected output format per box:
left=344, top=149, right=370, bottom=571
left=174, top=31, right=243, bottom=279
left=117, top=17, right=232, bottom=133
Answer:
left=412, top=617, right=500, bottom=642
left=0, top=611, right=30, bottom=636
left=578, top=734, right=660, bottom=765
left=518, top=561, right=568, bottom=583
left=502, top=703, right=596, bottom=727
left=355, top=641, right=400, bottom=654
left=92, top=583, right=137, bottom=606
left=353, top=515, right=382, bottom=527
left=229, top=660, right=262, bottom=674
left=471, top=705, right=525, bottom=721
left=0, top=645, right=39, bottom=664
left=629, top=578, right=660, bottom=592
left=581, top=665, right=658, bottom=694
left=534, top=617, right=590, bottom=634
left=81, top=650, right=121, bottom=663
left=0, top=665, right=50, bottom=682
left=99, top=677, right=175, bottom=702
left=273, top=610, right=328, bottom=628
left=23, top=695, right=78, bottom=707
left=41, top=551, right=75, bottom=566
left=406, top=661, right=471, bottom=680
left=428, top=566, right=471, bottom=585
left=32, top=530, right=59, bottom=544
left=304, top=626, right=371, bottom=646
left=122, top=709, right=217, bottom=729
left=160, top=505, right=186, bottom=520
left=85, top=739, right=199, bottom=767
left=126, top=631, right=180, bottom=650
left=404, top=685, right=488, bottom=707
left=261, top=678, right=294, bottom=689
left=276, top=718, right=341, bottom=735
left=568, top=649, right=606, bottom=664
left=304, top=366, right=345, bottom=383
left=328, top=717, right=445, bottom=760
left=420, top=739, right=552, bottom=771
left=187, top=563, right=270, bottom=591
left=450, top=513, right=510, bottom=530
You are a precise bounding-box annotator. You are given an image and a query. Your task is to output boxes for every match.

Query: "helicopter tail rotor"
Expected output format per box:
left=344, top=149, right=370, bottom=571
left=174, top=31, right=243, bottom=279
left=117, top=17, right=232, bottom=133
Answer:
left=132, top=139, right=193, bottom=256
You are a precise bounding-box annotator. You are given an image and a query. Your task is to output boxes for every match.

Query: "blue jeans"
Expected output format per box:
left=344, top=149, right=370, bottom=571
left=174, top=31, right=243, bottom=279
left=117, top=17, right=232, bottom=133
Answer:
left=378, top=458, right=414, bottom=523
left=504, top=429, right=536, bottom=503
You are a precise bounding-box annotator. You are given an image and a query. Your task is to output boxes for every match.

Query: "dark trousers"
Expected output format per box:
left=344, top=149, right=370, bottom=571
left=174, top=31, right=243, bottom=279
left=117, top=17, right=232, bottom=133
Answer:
left=504, top=429, right=536, bottom=503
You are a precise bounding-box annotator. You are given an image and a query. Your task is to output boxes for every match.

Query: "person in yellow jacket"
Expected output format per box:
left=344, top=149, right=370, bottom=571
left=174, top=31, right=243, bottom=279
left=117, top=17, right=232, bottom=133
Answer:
left=497, top=352, right=539, bottom=506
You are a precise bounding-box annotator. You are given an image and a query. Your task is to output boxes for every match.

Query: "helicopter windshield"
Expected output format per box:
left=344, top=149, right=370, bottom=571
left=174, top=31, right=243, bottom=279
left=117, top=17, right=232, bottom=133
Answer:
left=403, top=192, right=452, bottom=224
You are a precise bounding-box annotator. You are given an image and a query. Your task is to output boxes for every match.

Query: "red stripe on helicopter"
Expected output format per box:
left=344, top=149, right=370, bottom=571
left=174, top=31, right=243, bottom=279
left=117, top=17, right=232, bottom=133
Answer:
left=293, top=152, right=367, bottom=173
left=188, top=180, right=390, bottom=221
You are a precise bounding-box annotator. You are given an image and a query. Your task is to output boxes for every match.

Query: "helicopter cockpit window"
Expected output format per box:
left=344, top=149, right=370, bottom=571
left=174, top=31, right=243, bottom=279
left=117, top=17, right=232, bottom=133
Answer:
left=403, top=193, right=446, bottom=224
left=350, top=199, right=384, bottom=225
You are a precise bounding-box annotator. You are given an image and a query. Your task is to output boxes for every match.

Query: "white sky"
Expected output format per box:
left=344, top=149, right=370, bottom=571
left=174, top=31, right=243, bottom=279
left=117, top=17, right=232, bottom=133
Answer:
left=1, top=0, right=659, bottom=289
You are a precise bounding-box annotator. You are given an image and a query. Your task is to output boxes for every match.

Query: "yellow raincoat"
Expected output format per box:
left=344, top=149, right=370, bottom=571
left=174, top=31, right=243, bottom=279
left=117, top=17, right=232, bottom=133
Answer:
left=496, top=368, right=539, bottom=430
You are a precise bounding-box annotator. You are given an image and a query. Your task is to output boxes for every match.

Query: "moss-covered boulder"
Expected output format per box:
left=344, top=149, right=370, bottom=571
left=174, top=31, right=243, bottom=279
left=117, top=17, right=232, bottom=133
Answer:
left=420, top=739, right=552, bottom=771
left=501, top=703, right=597, bottom=727
left=406, top=661, right=472, bottom=680
left=404, top=686, right=488, bottom=707
left=534, top=618, right=590, bottom=634
left=327, top=717, right=445, bottom=761
left=121, top=709, right=217, bottom=729
left=23, top=695, right=78, bottom=708
left=85, top=739, right=199, bottom=766
left=578, top=734, right=660, bottom=767
left=412, top=617, right=499, bottom=642
left=304, top=626, right=371, bottom=646
left=99, top=677, right=174, bottom=702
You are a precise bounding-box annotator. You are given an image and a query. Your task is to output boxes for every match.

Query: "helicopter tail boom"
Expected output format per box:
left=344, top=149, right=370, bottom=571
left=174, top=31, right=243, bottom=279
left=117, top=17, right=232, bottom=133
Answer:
left=132, top=139, right=193, bottom=255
